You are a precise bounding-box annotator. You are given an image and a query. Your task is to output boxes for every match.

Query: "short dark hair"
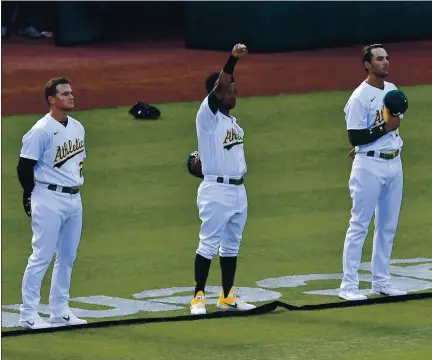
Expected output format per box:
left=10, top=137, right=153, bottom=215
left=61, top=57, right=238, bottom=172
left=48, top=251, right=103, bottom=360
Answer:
left=204, top=71, right=235, bottom=94
left=361, top=44, right=385, bottom=72
left=45, top=77, right=70, bottom=105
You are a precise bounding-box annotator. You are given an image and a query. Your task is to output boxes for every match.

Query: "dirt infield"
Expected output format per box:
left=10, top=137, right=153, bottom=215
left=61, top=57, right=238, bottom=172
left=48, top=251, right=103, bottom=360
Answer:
left=2, top=38, right=432, bottom=116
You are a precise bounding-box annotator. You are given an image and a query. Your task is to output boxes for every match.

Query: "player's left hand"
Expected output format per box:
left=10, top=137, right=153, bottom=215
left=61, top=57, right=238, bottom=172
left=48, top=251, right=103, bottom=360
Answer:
left=23, top=192, right=31, bottom=217
left=187, top=151, right=204, bottom=179
left=383, top=106, right=399, bottom=123
left=384, top=110, right=401, bottom=132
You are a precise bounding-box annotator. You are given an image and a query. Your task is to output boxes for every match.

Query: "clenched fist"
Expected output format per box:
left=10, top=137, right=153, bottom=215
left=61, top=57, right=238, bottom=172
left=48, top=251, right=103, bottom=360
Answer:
left=232, top=43, right=248, bottom=58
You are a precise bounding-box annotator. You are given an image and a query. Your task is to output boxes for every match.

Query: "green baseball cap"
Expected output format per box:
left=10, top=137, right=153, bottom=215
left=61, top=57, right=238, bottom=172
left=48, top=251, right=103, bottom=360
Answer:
left=384, top=90, right=408, bottom=116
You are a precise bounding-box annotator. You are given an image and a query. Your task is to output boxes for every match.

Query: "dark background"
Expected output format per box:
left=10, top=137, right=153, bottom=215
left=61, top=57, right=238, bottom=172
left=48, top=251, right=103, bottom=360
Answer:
left=2, top=1, right=432, bottom=51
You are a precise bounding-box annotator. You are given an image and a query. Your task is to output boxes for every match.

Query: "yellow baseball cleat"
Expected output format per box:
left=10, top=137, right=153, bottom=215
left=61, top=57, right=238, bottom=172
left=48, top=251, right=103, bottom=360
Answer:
left=190, top=290, right=206, bottom=315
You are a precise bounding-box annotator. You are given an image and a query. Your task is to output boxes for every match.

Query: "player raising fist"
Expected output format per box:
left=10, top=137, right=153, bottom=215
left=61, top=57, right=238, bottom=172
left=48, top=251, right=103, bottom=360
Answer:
left=190, top=43, right=256, bottom=315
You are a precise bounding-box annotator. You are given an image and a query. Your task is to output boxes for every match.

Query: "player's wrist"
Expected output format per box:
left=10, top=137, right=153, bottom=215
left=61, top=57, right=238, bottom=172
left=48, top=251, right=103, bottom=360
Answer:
left=383, top=123, right=392, bottom=133
left=369, top=124, right=388, bottom=141
left=223, top=55, right=238, bottom=75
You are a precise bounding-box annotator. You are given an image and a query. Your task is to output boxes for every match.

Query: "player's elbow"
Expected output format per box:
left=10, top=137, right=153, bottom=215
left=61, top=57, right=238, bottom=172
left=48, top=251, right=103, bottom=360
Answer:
left=348, top=136, right=359, bottom=147
left=17, top=157, right=37, bottom=176
left=16, top=159, right=24, bottom=177
left=347, top=129, right=367, bottom=146
left=347, top=131, right=357, bottom=146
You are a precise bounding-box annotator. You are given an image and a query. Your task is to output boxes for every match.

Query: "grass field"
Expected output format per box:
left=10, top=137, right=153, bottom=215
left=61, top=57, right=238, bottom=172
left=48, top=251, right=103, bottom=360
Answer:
left=2, top=85, right=432, bottom=359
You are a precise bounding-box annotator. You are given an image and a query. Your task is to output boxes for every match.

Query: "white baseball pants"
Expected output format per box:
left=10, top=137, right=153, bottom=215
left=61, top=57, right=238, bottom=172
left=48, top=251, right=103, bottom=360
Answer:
left=196, top=179, right=248, bottom=259
left=341, top=153, right=403, bottom=290
left=20, top=184, right=83, bottom=320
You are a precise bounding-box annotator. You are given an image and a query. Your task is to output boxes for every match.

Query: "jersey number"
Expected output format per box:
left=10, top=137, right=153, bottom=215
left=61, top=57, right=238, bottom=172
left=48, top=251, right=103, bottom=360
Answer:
left=79, top=161, right=84, bottom=177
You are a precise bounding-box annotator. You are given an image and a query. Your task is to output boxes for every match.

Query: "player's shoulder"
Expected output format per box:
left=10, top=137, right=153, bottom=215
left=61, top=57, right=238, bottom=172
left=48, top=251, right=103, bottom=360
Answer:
left=350, top=81, right=370, bottom=98
left=348, top=81, right=380, bottom=105
left=29, top=113, right=51, bottom=133
left=21, top=114, right=51, bottom=143
left=68, top=116, right=85, bottom=131
left=384, top=81, right=398, bottom=91
left=351, top=81, right=397, bottom=98
left=198, top=95, right=211, bottom=110
left=230, top=114, right=238, bottom=124
left=197, top=95, right=217, bottom=119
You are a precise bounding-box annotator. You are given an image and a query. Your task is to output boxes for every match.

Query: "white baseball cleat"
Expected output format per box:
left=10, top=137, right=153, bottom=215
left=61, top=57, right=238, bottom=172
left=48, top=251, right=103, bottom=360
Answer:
left=370, top=286, right=407, bottom=296
left=50, top=312, right=87, bottom=326
left=190, top=290, right=207, bottom=315
left=338, top=288, right=368, bottom=301
left=18, top=316, right=52, bottom=330
left=216, top=288, right=256, bottom=311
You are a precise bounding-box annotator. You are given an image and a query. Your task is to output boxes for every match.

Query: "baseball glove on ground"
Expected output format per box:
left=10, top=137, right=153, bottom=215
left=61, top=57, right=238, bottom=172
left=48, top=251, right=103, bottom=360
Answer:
left=187, top=151, right=204, bottom=178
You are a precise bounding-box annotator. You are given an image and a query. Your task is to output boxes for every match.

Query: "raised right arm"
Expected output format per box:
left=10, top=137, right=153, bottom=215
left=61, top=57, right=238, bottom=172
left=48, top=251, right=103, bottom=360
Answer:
left=207, top=43, right=248, bottom=114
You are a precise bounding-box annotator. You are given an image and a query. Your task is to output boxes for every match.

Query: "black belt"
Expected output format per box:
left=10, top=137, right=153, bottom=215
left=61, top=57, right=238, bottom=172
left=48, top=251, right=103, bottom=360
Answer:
left=47, top=184, right=81, bottom=194
left=367, top=150, right=400, bottom=160
left=216, top=177, right=244, bottom=185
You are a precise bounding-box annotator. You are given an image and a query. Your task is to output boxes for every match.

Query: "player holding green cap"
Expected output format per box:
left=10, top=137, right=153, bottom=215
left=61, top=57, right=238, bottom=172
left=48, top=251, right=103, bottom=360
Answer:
left=339, top=44, right=409, bottom=301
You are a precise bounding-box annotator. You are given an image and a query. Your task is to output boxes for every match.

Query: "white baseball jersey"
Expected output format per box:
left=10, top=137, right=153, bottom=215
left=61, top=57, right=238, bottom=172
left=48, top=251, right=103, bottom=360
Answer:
left=20, top=113, right=86, bottom=187
left=344, top=81, right=404, bottom=153
left=196, top=96, right=247, bottom=177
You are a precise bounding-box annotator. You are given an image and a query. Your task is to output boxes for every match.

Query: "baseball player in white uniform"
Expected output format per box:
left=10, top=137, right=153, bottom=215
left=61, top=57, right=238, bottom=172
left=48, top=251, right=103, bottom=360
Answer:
left=190, top=44, right=256, bottom=315
left=16, top=77, right=88, bottom=329
left=339, top=44, right=408, bottom=301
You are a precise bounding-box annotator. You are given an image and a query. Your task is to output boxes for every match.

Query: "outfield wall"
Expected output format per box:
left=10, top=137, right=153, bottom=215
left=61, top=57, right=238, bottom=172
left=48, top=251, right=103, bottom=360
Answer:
left=53, top=1, right=432, bottom=51
left=184, top=2, right=432, bottom=52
